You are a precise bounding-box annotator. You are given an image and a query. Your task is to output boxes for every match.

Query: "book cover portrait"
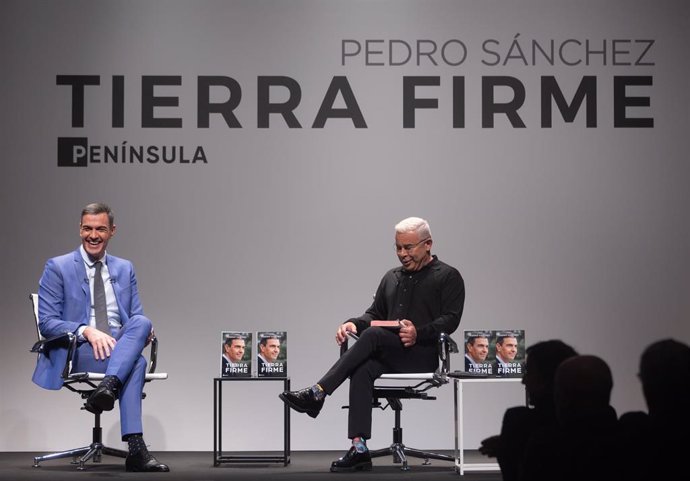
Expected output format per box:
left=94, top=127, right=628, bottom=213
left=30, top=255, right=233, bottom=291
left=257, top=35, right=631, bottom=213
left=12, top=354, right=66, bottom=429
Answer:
left=257, top=331, right=287, bottom=378
left=492, top=330, right=526, bottom=378
left=220, top=331, right=252, bottom=377
left=464, top=330, right=495, bottom=375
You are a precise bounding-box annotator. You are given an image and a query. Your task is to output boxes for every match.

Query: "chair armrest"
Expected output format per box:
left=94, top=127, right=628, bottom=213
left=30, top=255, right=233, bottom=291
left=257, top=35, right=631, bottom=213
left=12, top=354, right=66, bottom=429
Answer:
left=30, top=332, right=74, bottom=353
left=147, top=336, right=159, bottom=374
left=339, top=331, right=358, bottom=356
left=30, top=332, right=79, bottom=380
left=32, top=332, right=161, bottom=376
left=438, top=332, right=459, bottom=374
left=340, top=330, right=457, bottom=373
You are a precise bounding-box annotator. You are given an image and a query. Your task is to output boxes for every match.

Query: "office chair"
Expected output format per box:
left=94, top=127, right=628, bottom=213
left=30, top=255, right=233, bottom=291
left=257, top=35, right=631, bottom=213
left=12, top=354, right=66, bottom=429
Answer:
left=29, top=293, right=168, bottom=470
left=342, top=331, right=458, bottom=471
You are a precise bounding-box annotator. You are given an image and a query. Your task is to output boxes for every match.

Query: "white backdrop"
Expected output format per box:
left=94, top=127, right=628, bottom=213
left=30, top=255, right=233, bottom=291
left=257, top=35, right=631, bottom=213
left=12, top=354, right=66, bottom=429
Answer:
left=1, top=0, right=689, bottom=453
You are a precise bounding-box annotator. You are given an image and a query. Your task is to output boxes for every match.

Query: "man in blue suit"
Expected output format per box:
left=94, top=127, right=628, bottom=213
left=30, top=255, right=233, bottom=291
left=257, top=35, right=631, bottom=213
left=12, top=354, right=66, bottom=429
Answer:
left=32, top=202, right=169, bottom=473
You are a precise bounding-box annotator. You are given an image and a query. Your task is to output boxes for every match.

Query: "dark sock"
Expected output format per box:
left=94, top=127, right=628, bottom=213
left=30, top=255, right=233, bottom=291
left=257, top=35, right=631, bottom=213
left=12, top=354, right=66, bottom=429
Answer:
left=101, top=375, right=122, bottom=394
left=311, top=384, right=326, bottom=401
left=125, top=434, right=148, bottom=456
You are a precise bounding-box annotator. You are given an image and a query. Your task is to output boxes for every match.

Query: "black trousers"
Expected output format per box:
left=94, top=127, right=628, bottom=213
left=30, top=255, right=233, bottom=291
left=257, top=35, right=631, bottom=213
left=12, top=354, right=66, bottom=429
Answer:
left=317, top=327, right=438, bottom=439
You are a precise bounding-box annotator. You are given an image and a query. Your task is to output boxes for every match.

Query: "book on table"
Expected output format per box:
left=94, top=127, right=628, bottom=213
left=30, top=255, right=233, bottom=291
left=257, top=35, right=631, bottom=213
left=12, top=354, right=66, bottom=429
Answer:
left=492, top=329, right=525, bottom=378
left=220, top=331, right=252, bottom=377
left=257, top=331, right=288, bottom=378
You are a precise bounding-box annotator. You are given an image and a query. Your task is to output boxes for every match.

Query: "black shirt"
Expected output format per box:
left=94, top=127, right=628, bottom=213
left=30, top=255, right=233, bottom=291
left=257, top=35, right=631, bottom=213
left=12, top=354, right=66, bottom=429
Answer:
left=349, top=255, right=465, bottom=345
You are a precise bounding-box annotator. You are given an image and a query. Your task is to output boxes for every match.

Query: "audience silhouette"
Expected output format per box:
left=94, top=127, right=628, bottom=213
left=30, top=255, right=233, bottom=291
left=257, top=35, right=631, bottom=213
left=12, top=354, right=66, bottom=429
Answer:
left=479, top=340, right=578, bottom=480
left=480, top=338, right=689, bottom=481
left=618, top=339, right=690, bottom=480
left=520, top=354, right=620, bottom=480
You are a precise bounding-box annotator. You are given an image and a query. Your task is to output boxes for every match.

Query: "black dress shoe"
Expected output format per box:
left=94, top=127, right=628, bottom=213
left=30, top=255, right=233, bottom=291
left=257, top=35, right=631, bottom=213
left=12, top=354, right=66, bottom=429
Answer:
left=330, top=447, right=372, bottom=472
left=84, top=384, right=116, bottom=414
left=279, top=387, right=324, bottom=418
left=125, top=451, right=170, bottom=472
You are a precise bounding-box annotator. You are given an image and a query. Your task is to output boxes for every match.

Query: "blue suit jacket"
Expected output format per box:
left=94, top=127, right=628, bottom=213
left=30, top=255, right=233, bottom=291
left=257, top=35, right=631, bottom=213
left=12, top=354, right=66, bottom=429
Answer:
left=32, top=249, right=144, bottom=390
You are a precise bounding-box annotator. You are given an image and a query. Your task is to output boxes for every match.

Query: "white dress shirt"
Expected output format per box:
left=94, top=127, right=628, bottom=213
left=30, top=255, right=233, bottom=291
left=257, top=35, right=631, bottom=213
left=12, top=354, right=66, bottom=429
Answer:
left=77, top=245, right=122, bottom=337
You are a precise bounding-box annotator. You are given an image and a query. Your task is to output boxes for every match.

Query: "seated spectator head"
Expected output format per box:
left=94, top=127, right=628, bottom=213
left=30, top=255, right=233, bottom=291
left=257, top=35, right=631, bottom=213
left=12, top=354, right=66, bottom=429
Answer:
left=638, top=338, right=690, bottom=419
left=554, top=355, right=613, bottom=424
left=523, top=340, right=578, bottom=408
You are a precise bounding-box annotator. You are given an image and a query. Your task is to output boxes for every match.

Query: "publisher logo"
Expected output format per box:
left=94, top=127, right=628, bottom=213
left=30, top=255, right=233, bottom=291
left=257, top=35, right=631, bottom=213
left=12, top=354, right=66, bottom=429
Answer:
left=57, top=137, right=88, bottom=167
left=55, top=137, right=208, bottom=166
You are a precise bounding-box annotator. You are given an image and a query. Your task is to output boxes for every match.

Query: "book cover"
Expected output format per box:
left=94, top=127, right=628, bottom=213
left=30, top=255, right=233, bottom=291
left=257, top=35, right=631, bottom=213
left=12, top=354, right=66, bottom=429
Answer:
left=463, top=330, right=495, bottom=375
left=220, top=331, right=252, bottom=377
left=492, top=330, right=526, bottom=378
left=370, top=320, right=402, bottom=329
left=257, top=331, right=287, bottom=377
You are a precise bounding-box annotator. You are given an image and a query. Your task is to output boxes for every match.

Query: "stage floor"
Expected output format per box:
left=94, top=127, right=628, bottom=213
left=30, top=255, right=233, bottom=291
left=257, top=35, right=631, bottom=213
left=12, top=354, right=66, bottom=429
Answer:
left=1, top=450, right=502, bottom=480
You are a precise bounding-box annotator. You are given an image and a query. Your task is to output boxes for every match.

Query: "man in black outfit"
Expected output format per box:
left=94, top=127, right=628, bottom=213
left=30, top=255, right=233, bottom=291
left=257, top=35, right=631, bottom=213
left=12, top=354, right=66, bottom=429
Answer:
left=279, top=217, right=465, bottom=472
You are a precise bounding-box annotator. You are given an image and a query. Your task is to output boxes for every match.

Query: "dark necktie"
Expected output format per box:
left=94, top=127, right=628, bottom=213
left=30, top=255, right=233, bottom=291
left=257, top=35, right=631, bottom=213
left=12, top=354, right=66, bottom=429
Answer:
left=93, top=261, right=110, bottom=333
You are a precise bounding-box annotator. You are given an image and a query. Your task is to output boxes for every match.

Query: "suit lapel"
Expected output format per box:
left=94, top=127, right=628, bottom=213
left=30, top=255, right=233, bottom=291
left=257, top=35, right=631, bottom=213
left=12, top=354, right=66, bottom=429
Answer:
left=72, top=249, right=89, bottom=296
left=72, top=250, right=91, bottom=321
left=107, top=254, right=119, bottom=293
left=106, top=254, right=127, bottom=323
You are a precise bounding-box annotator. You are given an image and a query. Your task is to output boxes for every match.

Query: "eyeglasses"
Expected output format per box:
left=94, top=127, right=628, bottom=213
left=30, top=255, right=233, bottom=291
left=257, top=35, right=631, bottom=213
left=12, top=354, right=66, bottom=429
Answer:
left=395, top=238, right=430, bottom=253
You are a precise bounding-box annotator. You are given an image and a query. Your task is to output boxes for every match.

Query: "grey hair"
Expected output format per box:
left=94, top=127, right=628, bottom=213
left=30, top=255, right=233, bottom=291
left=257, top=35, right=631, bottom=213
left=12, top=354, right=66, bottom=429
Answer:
left=81, top=202, right=114, bottom=227
left=395, top=217, right=431, bottom=239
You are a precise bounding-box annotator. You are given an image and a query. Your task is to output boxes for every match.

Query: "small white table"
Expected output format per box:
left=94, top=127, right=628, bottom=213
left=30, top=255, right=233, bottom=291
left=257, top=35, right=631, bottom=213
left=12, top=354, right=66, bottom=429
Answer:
left=451, top=376, right=524, bottom=475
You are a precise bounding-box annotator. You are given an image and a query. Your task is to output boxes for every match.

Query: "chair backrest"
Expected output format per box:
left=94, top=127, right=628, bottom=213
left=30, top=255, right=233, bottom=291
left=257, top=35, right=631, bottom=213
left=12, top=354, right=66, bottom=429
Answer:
left=30, top=293, right=44, bottom=341
left=438, top=332, right=459, bottom=374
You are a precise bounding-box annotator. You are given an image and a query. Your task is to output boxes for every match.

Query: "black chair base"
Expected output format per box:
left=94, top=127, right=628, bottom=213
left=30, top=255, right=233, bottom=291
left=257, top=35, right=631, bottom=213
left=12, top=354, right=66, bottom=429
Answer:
left=32, top=411, right=127, bottom=471
left=369, top=408, right=454, bottom=471
left=370, top=443, right=454, bottom=471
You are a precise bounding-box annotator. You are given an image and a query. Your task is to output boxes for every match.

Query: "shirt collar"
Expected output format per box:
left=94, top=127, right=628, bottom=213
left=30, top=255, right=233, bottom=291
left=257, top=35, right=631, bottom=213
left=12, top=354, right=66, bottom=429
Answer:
left=79, top=245, right=107, bottom=268
left=398, top=254, right=438, bottom=275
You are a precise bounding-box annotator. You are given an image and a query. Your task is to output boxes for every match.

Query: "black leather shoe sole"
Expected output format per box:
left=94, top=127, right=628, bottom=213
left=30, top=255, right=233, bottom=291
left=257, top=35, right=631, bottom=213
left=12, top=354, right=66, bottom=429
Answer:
left=278, top=393, right=321, bottom=418
left=125, top=455, right=170, bottom=472
left=125, top=463, right=170, bottom=472
left=126, top=463, right=170, bottom=472
left=330, top=461, right=373, bottom=472
left=330, top=447, right=373, bottom=473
